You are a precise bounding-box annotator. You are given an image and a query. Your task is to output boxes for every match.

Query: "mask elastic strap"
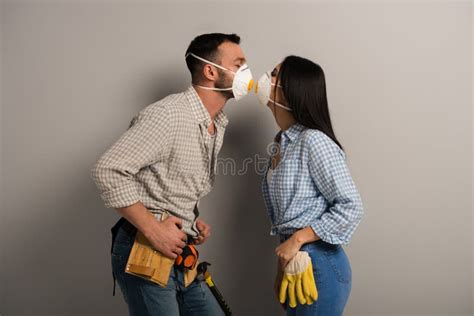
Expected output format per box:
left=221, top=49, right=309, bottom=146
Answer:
left=185, top=53, right=235, bottom=74
left=192, top=84, right=233, bottom=91
left=269, top=80, right=289, bottom=110
left=270, top=99, right=292, bottom=111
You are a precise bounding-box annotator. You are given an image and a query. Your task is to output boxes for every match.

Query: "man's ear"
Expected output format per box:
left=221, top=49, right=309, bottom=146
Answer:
left=202, top=64, right=217, bottom=82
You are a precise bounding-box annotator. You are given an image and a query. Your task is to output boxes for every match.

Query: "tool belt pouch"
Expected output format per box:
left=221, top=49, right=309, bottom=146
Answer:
left=124, top=212, right=174, bottom=287
left=125, top=230, right=175, bottom=287
left=124, top=211, right=200, bottom=287
left=183, top=263, right=199, bottom=287
left=179, top=244, right=199, bottom=287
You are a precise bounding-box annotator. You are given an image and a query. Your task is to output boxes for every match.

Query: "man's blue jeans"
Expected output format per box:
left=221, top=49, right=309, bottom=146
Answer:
left=281, top=237, right=352, bottom=316
left=111, top=220, right=224, bottom=316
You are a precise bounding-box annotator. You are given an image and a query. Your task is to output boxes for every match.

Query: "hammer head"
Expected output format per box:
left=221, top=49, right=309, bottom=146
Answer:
left=197, top=261, right=211, bottom=275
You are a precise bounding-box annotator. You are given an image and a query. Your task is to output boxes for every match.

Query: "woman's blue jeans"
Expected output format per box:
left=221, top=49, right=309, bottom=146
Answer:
left=282, top=237, right=352, bottom=316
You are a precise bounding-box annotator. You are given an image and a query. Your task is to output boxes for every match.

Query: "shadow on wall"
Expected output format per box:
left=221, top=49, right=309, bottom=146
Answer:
left=202, top=110, right=284, bottom=316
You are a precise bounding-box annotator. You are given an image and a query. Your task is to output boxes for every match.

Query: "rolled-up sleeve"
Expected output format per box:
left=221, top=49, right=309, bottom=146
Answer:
left=91, top=105, right=171, bottom=209
left=306, top=131, right=364, bottom=245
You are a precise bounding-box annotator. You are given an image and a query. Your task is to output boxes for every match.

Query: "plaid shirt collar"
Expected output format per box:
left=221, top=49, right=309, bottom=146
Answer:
left=281, top=122, right=306, bottom=142
left=185, top=86, right=229, bottom=128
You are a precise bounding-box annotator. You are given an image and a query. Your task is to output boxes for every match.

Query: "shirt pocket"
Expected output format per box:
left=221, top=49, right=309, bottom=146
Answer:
left=167, top=129, right=205, bottom=176
left=167, top=150, right=204, bottom=176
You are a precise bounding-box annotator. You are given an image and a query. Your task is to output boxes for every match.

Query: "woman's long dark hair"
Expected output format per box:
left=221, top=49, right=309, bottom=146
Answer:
left=276, top=55, right=343, bottom=150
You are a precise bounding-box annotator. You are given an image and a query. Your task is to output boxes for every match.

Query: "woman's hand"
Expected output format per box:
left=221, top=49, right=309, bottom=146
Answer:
left=275, top=235, right=303, bottom=268
left=276, top=228, right=321, bottom=267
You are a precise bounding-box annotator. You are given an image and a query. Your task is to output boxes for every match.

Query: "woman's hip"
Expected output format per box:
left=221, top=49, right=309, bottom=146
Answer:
left=285, top=238, right=353, bottom=315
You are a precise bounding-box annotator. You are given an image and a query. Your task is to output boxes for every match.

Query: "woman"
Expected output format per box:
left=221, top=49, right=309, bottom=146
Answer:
left=256, top=56, right=364, bottom=316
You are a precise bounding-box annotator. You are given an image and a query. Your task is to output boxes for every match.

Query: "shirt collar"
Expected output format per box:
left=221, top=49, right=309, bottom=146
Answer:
left=185, top=86, right=229, bottom=128
left=281, top=122, right=305, bottom=142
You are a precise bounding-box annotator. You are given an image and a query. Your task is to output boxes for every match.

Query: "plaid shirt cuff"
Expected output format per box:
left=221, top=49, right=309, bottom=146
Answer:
left=101, top=180, right=140, bottom=209
left=310, top=221, right=349, bottom=246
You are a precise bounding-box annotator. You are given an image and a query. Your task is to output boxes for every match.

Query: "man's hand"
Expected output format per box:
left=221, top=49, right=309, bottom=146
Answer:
left=143, top=216, right=187, bottom=259
left=194, top=218, right=211, bottom=245
left=116, top=203, right=187, bottom=259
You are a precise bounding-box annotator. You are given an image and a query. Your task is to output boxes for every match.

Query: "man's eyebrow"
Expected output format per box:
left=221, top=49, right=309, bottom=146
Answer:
left=234, top=57, right=246, bottom=63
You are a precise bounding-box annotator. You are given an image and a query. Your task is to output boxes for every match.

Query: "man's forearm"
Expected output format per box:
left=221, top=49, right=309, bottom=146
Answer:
left=116, top=202, right=157, bottom=237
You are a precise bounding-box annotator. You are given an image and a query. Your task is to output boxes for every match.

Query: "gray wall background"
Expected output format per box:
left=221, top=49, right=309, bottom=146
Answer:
left=1, top=1, right=472, bottom=315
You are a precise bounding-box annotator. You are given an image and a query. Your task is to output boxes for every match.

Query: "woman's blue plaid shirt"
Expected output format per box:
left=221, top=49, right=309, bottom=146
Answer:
left=262, top=123, right=364, bottom=245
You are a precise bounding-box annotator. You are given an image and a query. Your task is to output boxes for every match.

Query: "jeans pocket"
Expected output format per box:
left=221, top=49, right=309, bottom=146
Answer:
left=114, top=228, right=134, bottom=246
left=323, top=246, right=352, bottom=284
left=112, top=234, right=133, bottom=260
left=304, top=247, right=324, bottom=286
left=112, top=245, right=130, bottom=261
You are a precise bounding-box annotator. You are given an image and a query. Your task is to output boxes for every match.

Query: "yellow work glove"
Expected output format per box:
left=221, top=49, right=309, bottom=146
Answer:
left=279, top=251, right=318, bottom=308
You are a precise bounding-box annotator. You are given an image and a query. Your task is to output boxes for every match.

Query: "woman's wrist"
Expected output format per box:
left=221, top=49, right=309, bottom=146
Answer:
left=291, top=230, right=306, bottom=246
left=292, top=227, right=319, bottom=246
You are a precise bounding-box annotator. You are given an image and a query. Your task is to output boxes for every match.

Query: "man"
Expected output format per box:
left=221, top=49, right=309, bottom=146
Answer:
left=91, top=33, right=253, bottom=315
